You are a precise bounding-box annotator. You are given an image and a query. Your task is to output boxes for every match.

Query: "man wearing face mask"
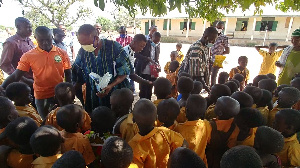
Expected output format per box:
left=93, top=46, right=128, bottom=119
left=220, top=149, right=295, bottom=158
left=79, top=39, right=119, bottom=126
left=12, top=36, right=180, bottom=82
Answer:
left=73, top=24, right=131, bottom=113
left=116, top=26, right=133, bottom=47
left=178, top=27, right=218, bottom=92
left=210, top=21, right=230, bottom=86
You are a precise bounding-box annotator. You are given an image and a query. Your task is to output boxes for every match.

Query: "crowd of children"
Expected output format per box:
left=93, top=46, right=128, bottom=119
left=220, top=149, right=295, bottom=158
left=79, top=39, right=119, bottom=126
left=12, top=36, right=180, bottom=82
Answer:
left=0, top=39, right=299, bottom=168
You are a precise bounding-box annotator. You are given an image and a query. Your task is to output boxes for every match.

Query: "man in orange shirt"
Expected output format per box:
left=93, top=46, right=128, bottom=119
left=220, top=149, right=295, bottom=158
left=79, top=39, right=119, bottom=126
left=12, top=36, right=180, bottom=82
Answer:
left=1, top=26, right=72, bottom=119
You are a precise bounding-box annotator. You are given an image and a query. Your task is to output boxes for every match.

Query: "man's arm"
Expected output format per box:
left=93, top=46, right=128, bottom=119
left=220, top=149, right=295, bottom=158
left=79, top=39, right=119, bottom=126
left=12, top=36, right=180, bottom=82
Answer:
left=0, top=42, right=16, bottom=75
left=223, top=47, right=230, bottom=55
left=129, top=74, right=152, bottom=86
left=255, top=46, right=268, bottom=52
left=64, top=69, right=71, bottom=83
left=1, top=69, right=26, bottom=88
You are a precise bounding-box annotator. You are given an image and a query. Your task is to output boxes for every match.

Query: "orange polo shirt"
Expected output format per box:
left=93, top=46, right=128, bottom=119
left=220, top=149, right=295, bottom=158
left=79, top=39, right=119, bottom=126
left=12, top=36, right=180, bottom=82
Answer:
left=175, top=119, right=210, bottom=165
left=7, top=149, right=34, bottom=168
left=17, top=46, right=71, bottom=99
left=128, top=127, right=184, bottom=168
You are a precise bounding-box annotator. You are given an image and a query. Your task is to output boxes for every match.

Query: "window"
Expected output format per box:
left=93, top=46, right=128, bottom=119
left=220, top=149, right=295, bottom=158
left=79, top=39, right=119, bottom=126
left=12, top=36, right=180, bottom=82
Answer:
left=235, top=18, right=249, bottom=31
left=163, top=19, right=171, bottom=30
left=255, top=17, right=278, bottom=31
left=180, top=19, right=196, bottom=30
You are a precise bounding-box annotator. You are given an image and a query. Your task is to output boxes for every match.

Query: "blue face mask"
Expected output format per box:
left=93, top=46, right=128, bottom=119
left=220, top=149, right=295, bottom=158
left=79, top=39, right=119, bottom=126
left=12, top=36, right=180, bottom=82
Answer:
left=120, top=34, right=126, bottom=38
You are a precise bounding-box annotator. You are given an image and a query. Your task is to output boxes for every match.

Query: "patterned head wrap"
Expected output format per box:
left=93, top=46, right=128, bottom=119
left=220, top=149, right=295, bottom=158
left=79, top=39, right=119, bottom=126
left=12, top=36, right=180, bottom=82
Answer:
left=292, top=29, right=300, bottom=37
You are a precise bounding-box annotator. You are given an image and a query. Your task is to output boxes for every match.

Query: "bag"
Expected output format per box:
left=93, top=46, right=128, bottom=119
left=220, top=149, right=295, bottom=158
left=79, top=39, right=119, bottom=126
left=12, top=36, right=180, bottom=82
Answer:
left=213, top=55, right=226, bottom=68
left=150, top=64, right=160, bottom=78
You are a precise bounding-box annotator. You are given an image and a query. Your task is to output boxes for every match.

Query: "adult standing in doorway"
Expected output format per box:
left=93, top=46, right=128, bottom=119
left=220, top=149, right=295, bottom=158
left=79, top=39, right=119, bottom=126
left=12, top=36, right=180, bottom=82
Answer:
left=210, top=21, right=230, bottom=86
left=179, top=27, right=219, bottom=92
left=276, top=29, right=300, bottom=85
left=116, top=26, right=133, bottom=47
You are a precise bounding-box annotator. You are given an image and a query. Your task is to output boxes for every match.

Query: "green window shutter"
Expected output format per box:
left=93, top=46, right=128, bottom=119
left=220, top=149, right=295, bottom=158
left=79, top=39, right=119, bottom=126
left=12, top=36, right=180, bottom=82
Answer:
left=235, top=21, right=243, bottom=31
left=272, top=21, right=278, bottom=31
left=163, top=19, right=167, bottom=30
left=191, top=22, right=196, bottom=30
left=255, top=21, right=261, bottom=31
left=169, top=20, right=171, bottom=30
left=180, top=22, right=184, bottom=30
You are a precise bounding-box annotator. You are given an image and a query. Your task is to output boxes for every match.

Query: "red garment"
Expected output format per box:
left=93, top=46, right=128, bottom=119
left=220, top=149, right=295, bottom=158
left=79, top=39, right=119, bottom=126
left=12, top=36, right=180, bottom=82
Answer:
left=116, top=36, right=133, bottom=47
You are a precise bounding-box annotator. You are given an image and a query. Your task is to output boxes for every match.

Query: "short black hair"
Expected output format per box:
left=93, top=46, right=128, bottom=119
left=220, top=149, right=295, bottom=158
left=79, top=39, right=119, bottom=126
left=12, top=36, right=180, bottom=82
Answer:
left=233, top=73, right=245, bottom=83
left=204, top=26, right=218, bottom=36
left=266, top=73, right=276, bottom=80
left=176, top=43, right=182, bottom=48
left=56, top=104, right=84, bottom=133
left=0, top=96, right=16, bottom=128
left=218, top=72, right=229, bottom=84
left=230, top=79, right=240, bottom=88
left=291, top=77, right=300, bottom=90
left=238, top=56, right=248, bottom=62
left=256, top=89, right=272, bottom=108
left=6, top=82, right=30, bottom=100
left=217, top=21, right=225, bottom=26
left=169, top=147, right=206, bottom=168
left=276, top=109, right=300, bottom=132
left=15, top=17, right=30, bottom=28
left=78, top=24, right=97, bottom=36
left=91, top=106, right=116, bottom=135
left=35, top=26, right=51, bottom=36
left=169, top=60, right=180, bottom=73
left=274, top=84, right=290, bottom=97
left=191, top=81, right=203, bottom=94
left=153, top=77, right=172, bottom=99
left=133, top=99, right=157, bottom=127
left=235, top=108, right=264, bottom=129
left=186, top=95, right=207, bottom=120
left=253, top=75, right=268, bottom=87
left=220, top=145, right=263, bottom=168
left=52, top=150, right=86, bottom=168
left=231, top=91, right=254, bottom=109
left=111, top=88, right=134, bottom=111
left=157, top=98, right=180, bottom=124
left=278, top=87, right=300, bottom=108
left=254, top=126, right=284, bottom=154
left=119, top=26, right=126, bottom=31
left=53, top=28, right=65, bottom=36
left=258, top=79, right=277, bottom=93
left=224, top=81, right=239, bottom=94
left=133, top=34, right=147, bottom=43
left=210, top=84, right=231, bottom=103
left=215, top=96, right=240, bottom=119
left=177, top=76, right=194, bottom=94
left=101, top=136, right=133, bottom=168
left=269, top=42, right=278, bottom=47
left=3, top=117, right=38, bottom=146
left=243, top=86, right=263, bottom=104
left=153, top=32, right=161, bottom=38
left=30, top=125, right=64, bottom=157
left=55, top=82, right=75, bottom=104
left=178, top=72, right=191, bottom=78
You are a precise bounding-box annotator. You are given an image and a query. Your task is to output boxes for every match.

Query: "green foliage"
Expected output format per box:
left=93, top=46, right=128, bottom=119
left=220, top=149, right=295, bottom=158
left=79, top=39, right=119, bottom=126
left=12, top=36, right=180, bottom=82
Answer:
left=160, top=36, right=179, bottom=43
left=111, top=7, right=137, bottom=31
left=17, top=0, right=92, bottom=29
left=96, top=17, right=113, bottom=31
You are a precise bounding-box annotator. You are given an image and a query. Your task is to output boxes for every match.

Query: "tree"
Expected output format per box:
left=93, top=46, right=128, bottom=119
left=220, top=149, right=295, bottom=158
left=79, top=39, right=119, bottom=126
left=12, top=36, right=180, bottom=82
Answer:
left=18, top=0, right=92, bottom=28
left=111, top=7, right=140, bottom=31
left=96, top=17, right=113, bottom=32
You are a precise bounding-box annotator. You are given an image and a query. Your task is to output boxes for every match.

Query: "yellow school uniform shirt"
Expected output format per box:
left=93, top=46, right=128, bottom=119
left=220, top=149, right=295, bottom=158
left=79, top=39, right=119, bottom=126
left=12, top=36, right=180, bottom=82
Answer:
left=236, top=127, right=257, bottom=147
left=153, top=99, right=164, bottom=107
left=128, top=127, right=184, bottom=168
left=176, top=51, right=184, bottom=64
left=268, top=107, right=285, bottom=127
left=276, top=134, right=300, bottom=167
left=45, top=107, right=91, bottom=132
left=7, top=149, right=34, bottom=168
left=31, top=154, right=62, bottom=168
left=60, top=130, right=95, bottom=165
left=176, top=107, right=187, bottom=123
left=258, top=50, right=283, bottom=75
left=15, top=105, right=42, bottom=126
left=174, top=119, right=210, bottom=165
left=256, top=106, right=269, bottom=124
left=120, top=113, right=139, bottom=142
left=164, top=61, right=171, bottom=74
left=168, top=121, right=178, bottom=131
left=0, top=70, right=4, bottom=85
left=205, top=104, right=216, bottom=120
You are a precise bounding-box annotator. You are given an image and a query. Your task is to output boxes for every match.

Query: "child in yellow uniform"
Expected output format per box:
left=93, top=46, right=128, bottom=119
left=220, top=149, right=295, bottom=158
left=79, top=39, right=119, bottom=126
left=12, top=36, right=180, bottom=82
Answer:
left=258, top=78, right=277, bottom=95
left=0, top=117, right=38, bottom=168
left=191, top=81, right=203, bottom=95
left=30, top=126, right=64, bottom=168
left=205, top=84, right=231, bottom=120
left=166, top=61, right=180, bottom=98
left=268, top=87, right=300, bottom=127
left=153, top=77, right=172, bottom=107
left=254, top=126, right=284, bottom=167
left=176, top=43, right=184, bottom=64
left=169, top=147, right=206, bottom=168
left=206, top=96, right=240, bottom=168
left=256, top=90, right=272, bottom=123
left=291, top=78, right=300, bottom=110
left=274, top=109, right=300, bottom=167
left=45, top=83, right=91, bottom=132
left=164, top=51, right=177, bottom=74
left=101, top=136, right=138, bottom=168
left=243, top=86, right=263, bottom=108
left=224, top=81, right=239, bottom=95
left=6, top=82, right=42, bottom=126
left=255, top=43, right=285, bottom=75
left=175, top=95, right=210, bottom=165
left=235, top=108, right=264, bottom=147
left=157, top=98, right=180, bottom=131
left=273, top=84, right=289, bottom=104
left=57, top=104, right=95, bottom=165
left=177, top=76, right=194, bottom=123
left=231, top=91, right=254, bottom=109
left=229, top=56, right=249, bottom=90
left=128, top=99, right=185, bottom=168
left=52, top=150, right=86, bottom=168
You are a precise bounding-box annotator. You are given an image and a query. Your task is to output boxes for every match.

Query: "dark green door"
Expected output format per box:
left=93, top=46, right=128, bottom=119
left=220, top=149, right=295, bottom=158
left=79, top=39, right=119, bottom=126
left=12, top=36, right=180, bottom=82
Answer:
left=145, top=22, right=149, bottom=35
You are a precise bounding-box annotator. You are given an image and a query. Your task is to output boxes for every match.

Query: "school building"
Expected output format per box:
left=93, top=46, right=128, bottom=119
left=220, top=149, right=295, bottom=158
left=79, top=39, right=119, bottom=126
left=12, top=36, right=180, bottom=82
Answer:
left=135, top=8, right=300, bottom=42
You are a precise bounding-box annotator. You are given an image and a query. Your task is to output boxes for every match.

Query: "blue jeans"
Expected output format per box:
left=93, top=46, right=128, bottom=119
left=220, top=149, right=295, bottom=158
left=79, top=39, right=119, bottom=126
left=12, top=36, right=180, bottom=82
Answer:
left=35, top=97, right=55, bottom=120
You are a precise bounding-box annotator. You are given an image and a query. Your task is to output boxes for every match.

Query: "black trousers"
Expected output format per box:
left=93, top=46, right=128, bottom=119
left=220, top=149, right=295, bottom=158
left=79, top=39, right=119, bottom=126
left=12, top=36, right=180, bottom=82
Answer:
left=210, top=66, right=220, bottom=86
left=139, top=74, right=156, bottom=100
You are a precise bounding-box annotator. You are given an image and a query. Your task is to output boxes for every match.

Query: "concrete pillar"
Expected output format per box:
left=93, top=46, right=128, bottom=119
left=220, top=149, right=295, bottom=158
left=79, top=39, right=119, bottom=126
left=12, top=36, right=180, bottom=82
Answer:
left=251, top=18, right=256, bottom=40
left=203, top=19, right=207, bottom=34
left=224, top=18, right=229, bottom=35
left=134, top=20, right=136, bottom=34
left=286, top=17, right=294, bottom=41
left=167, top=19, right=170, bottom=37
left=186, top=18, right=190, bottom=38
